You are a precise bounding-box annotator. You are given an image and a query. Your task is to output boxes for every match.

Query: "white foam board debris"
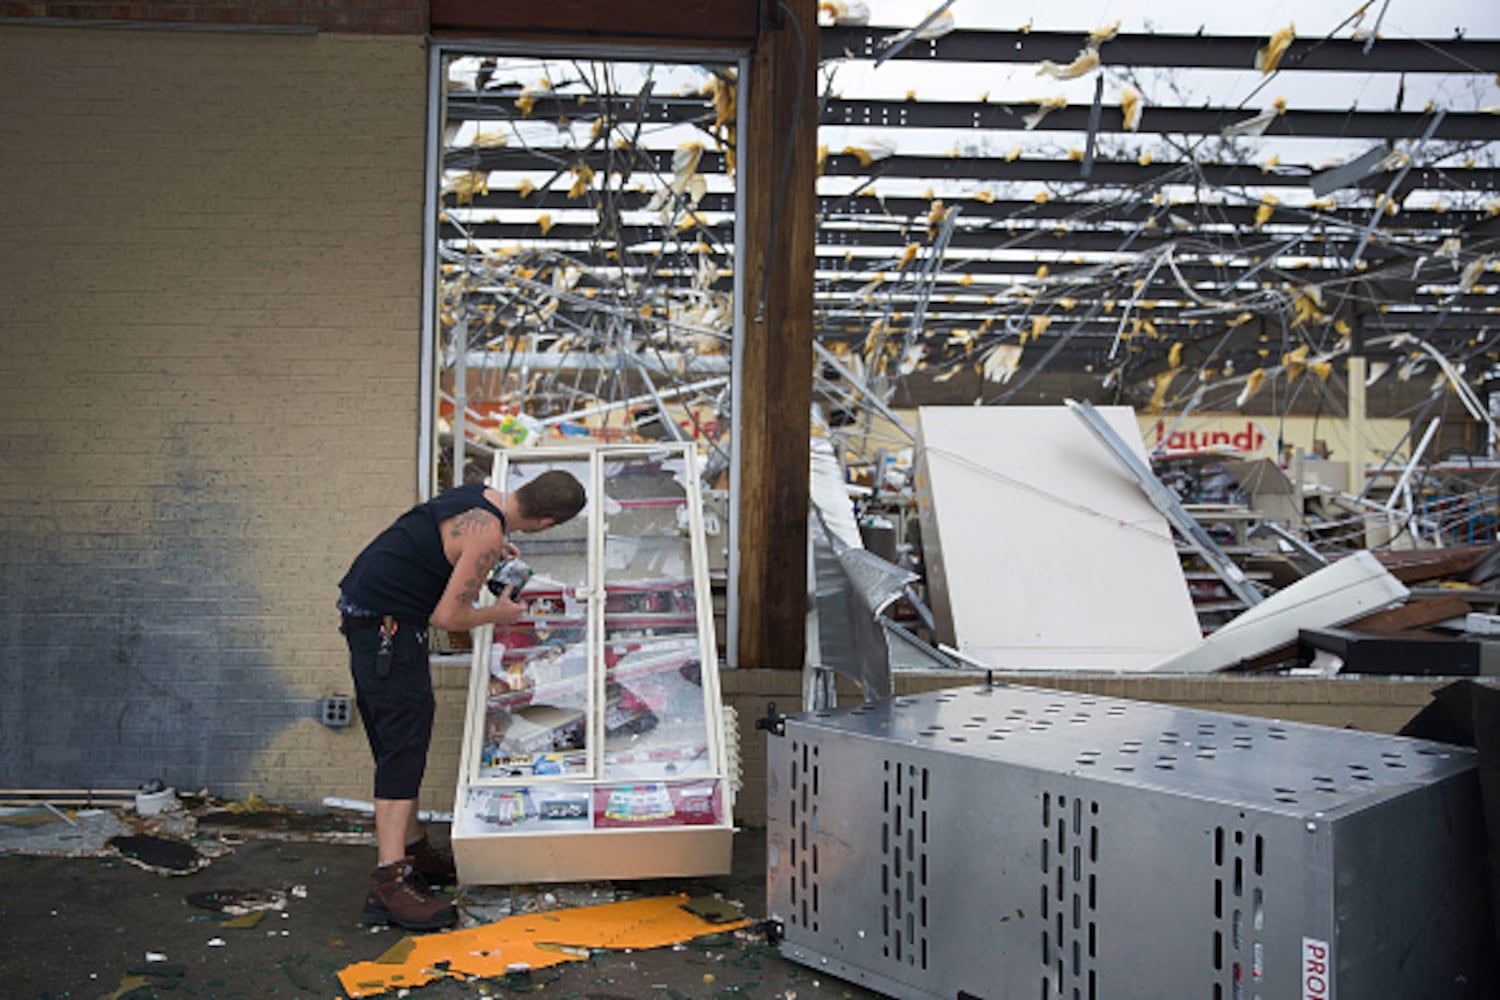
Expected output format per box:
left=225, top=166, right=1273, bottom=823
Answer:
left=1148, top=550, right=1408, bottom=674
left=915, top=405, right=1201, bottom=670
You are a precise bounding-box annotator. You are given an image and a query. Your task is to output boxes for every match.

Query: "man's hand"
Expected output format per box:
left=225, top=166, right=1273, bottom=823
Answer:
left=488, top=591, right=529, bottom=626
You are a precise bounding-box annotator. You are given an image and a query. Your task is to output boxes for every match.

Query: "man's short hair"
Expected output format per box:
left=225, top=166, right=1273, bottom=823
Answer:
left=515, top=469, right=586, bottom=524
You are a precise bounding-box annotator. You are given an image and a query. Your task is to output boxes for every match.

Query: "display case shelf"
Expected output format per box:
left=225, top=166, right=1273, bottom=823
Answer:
left=452, top=444, right=734, bottom=885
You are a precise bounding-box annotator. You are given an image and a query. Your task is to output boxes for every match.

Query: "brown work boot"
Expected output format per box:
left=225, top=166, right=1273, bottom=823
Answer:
left=363, top=860, right=458, bottom=930
left=408, top=834, right=457, bottom=886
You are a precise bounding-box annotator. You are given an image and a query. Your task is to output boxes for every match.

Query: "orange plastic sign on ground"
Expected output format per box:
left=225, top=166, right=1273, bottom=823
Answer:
left=337, top=893, right=749, bottom=998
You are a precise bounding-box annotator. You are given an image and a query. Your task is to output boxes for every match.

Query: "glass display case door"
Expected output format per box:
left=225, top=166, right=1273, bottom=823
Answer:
left=452, top=444, right=732, bottom=883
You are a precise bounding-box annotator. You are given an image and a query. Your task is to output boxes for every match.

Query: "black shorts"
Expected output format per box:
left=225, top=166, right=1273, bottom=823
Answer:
left=343, top=617, right=434, bottom=800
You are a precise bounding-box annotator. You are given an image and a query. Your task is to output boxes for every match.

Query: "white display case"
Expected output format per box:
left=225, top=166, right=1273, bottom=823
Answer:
left=452, top=444, right=735, bottom=884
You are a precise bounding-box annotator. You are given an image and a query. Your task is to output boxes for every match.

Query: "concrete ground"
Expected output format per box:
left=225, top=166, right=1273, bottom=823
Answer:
left=1, top=819, right=880, bottom=1000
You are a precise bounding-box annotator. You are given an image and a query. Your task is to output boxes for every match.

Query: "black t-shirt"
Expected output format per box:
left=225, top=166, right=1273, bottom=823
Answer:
left=339, top=483, right=505, bottom=622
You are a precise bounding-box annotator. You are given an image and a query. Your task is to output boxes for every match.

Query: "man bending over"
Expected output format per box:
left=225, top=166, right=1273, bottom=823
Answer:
left=337, top=469, right=586, bottom=929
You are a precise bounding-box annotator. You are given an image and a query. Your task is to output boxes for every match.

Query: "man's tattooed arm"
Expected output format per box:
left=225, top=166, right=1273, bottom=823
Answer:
left=431, top=509, right=516, bottom=630
left=455, top=546, right=503, bottom=607
left=448, top=507, right=497, bottom=538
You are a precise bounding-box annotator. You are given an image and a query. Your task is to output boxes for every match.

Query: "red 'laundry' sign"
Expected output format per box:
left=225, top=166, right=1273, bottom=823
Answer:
left=1150, top=419, right=1267, bottom=454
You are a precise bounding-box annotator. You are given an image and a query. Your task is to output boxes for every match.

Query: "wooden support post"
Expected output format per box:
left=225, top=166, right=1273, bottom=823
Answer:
left=735, top=0, right=817, bottom=668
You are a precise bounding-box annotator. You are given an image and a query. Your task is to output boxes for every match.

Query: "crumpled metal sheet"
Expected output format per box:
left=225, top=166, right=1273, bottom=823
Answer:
left=834, top=540, right=917, bottom=620
left=809, top=510, right=917, bottom=703
left=807, top=431, right=918, bottom=703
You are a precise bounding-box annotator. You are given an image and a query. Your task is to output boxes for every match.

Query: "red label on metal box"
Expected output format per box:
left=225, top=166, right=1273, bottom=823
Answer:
left=1302, top=937, right=1331, bottom=999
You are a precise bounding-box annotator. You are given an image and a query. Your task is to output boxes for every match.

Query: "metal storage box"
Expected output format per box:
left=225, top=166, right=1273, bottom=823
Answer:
left=766, top=682, right=1493, bottom=1000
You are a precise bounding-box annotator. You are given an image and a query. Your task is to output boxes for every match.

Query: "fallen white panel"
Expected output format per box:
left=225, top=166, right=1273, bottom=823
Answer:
left=915, top=405, right=1201, bottom=670
left=1148, top=550, right=1409, bottom=674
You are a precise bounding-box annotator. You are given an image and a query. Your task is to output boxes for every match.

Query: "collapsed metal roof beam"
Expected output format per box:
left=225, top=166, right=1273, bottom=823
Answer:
left=539, top=375, right=729, bottom=427
left=810, top=256, right=1488, bottom=283
left=1067, top=397, right=1264, bottom=607
left=820, top=26, right=1500, bottom=74
left=447, top=92, right=1500, bottom=142
left=447, top=147, right=1500, bottom=192
left=813, top=306, right=1500, bottom=335
left=1309, top=145, right=1393, bottom=198
left=823, top=100, right=1500, bottom=142
left=871, top=0, right=956, bottom=67
left=894, top=206, right=961, bottom=393
left=449, top=189, right=1493, bottom=233
left=812, top=324, right=1498, bottom=352
left=1081, top=75, right=1104, bottom=179
left=996, top=304, right=1108, bottom=403
left=812, top=340, right=916, bottom=440
left=1349, top=109, right=1448, bottom=270
left=461, top=253, right=1492, bottom=292
left=460, top=348, right=730, bottom=373
left=446, top=219, right=1483, bottom=257
left=820, top=154, right=1500, bottom=193
left=820, top=303, right=1493, bottom=327
left=818, top=196, right=1488, bottom=230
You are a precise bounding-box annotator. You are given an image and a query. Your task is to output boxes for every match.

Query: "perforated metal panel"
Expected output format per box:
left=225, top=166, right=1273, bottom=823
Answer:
left=766, top=682, right=1494, bottom=1000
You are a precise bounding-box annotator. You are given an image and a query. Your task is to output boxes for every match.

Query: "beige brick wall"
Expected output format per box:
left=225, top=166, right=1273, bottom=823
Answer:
left=0, top=23, right=428, bottom=807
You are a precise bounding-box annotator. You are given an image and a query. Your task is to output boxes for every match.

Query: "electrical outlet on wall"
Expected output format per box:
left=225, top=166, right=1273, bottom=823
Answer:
left=317, top=695, right=352, bottom=728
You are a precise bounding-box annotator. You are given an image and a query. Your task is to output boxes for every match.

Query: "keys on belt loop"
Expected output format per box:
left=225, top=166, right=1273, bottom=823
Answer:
left=376, top=616, right=397, bottom=678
